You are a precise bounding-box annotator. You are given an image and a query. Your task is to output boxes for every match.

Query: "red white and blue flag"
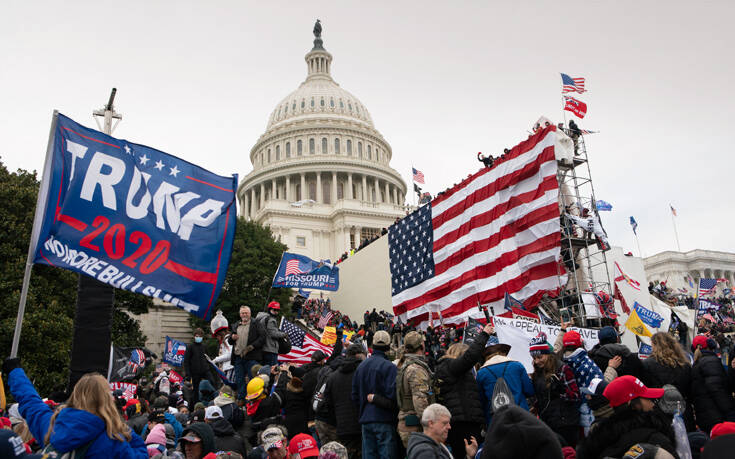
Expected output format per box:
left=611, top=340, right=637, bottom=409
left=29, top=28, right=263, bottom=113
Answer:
left=390, top=126, right=564, bottom=327
left=564, top=96, right=587, bottom=119
left=699, top=278, right=717, bottom=296
left=412, top=167, right=425, bottom=184
left=318, top=308, right=334, bottom=328
left=561, top=73, right=586, bottom=93
left=279, top=318, right=333, bottom=364
left=285, top=259, right=306, bottom=276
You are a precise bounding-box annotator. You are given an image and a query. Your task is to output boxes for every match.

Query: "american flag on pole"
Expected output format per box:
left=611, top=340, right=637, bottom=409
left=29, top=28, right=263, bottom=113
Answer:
left=278, top=318, right=333, bottom=364
left=285, top=259, right=306, bottom=276
left=561, top=73, right=586, bottom=93
left=699, top=278, right=717, bottom=296
left=390, top=126, right=564, bottom=327
left=563, top=96, right=587, bottom=119
left=317, top=308, right=334, bottom=328
left=412, top=167, right=425, bottom=184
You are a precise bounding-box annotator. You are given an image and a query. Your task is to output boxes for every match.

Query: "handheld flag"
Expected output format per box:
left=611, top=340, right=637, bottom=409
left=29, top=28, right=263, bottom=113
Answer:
left=280, top=318, right=333, bottom=364
left=32, top=114, right=237, bottom=320
left=595, top=200, right=613, bottom=211
left=629, top=216, right=638, bottom=235
left=633, top=302, right=664, bottom=328
left=412, top=167, right=425, bottom=184
left=504, top=292, right=526, bottom=311
left=163, top=336, right=186, bottom=367
left=561, top=73, right=586, bottom=93
left=698, top=278, right=717, bottom=296
left=670, top=205, right=677, bottom=217
left=273, top=252, right=339, bottom=291
left=563, top=96, right=587, bottom=119
left=625, top=309, right=652, bottom=338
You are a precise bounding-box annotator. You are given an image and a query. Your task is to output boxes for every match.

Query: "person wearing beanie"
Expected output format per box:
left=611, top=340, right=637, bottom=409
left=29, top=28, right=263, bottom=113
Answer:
left=204, top=405, right=248, bottom=456
left=352, top=329, right=398, bottom=458
left=213, top=385, right=243, bottom=430
left=145, top=423, right=168, bottom=458
left=397, top=331, right=433, bottom=448
left=475, top=404, right=563, bottom=459
left=254, top=301, right=288, bottom=367
left=529, top=332, right=581, bottom=448
left=690, top=334, right=735, bottom=434
left=434, top=323, right=492, bottom=459
left=588, top=325, right=646, bottom=382
left=476, top=334, right=534, bottom=426
left=576, top=375, right=677, bottom=459
left=180, top=422, right=217, bottom=459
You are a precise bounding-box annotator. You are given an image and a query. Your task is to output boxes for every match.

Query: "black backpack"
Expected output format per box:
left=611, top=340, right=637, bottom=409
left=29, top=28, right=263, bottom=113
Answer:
left=311, top=365, right=336, bottom=414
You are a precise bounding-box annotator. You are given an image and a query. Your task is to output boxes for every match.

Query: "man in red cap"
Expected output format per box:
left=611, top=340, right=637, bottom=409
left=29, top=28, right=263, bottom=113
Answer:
left=576, top=375, right=677, bottom=458
left=287, top=433, right=319, bottom=458
left=255, top=301, right=288, bottom=366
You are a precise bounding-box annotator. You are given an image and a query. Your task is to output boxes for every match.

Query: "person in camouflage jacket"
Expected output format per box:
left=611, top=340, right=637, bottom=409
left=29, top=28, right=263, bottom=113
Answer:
left=397, top=331, right=434, bottom=448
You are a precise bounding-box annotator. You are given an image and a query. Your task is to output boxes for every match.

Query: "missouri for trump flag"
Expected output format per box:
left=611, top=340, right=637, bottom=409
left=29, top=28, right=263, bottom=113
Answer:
left=390, top=126, right=564, bottom=327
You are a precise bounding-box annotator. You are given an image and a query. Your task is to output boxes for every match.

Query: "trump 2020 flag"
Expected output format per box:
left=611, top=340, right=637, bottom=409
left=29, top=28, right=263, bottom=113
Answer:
left=272, top=252, right=339, bottom=291
left=33, top=113, right=237, bottom=320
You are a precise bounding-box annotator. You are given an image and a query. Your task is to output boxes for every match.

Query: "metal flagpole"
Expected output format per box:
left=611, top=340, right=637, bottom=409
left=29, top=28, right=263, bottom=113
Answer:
left=634, top=233, right=643, bottom=259
left=670, top=206, right=681, bottom=252
left=10, top=110, right=59, bottom=358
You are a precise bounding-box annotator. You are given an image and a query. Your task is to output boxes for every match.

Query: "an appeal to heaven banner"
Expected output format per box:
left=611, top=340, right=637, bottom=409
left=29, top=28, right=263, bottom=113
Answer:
left=272, top=252, right=339, bottom=291
left=34, top=114, right=237, bottom=320
left=493, top=316, right=599, bottom=372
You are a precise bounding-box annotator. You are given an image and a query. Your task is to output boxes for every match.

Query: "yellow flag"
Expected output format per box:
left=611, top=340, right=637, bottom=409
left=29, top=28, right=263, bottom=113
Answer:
left=321, top=326, right=337, bottom=345
left=342, top=330, right=355, bottom=344
left=625, top=309, right=652, bottom=338
left=0, top=372, right=6, bottom=411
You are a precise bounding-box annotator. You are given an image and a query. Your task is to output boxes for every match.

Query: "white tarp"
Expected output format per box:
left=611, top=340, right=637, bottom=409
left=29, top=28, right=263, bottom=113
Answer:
left=493, top=316, right=599, bottom=373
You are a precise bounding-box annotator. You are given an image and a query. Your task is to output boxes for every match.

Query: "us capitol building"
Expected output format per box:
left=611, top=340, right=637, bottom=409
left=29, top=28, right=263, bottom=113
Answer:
left=237, top=21, right=408, bottom=261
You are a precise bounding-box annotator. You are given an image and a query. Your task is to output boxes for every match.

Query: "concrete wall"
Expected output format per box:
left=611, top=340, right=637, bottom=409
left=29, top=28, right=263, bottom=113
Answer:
left=329, top=235, right=393, bottom=319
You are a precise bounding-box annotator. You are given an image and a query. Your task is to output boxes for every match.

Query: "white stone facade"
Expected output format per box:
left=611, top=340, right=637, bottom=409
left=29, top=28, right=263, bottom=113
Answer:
left=237, top=29, right=407, bottom=261
left=643, top=249, right=735, bottom=292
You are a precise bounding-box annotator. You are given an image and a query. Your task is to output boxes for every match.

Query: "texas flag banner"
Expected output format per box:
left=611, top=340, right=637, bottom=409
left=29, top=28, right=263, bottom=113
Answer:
left=33, top=113, right=237, bottom=320
left=272, top=252, right=339, bottom=291
left=563, top=96, right=587, bottom=119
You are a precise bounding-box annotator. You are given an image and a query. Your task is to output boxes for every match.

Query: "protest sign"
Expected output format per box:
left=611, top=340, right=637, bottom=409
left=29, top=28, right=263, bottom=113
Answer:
left=493, top=316, right=599, bottom=372
left=109, top=382, right=138, bottom=400
left=163, top=336, right=186, bottom=367
left=33, top=114, right=237, bottom=320
left=273, top=252, right=339, bottom=291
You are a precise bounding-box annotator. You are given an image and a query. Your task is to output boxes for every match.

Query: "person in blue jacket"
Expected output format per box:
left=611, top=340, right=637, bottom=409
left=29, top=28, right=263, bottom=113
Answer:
left=475, top=336, right=534, bottom=425
left=4, top=358, right=147, bottom=458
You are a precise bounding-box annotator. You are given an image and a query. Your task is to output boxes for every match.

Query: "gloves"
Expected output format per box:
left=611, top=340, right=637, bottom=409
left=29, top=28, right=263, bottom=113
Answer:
left=3, top=357, right=21, bottom=375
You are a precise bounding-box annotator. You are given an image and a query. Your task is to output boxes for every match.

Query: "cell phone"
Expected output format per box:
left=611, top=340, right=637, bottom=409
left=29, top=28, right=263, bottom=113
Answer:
left=560, top=308, right=572, bottom=324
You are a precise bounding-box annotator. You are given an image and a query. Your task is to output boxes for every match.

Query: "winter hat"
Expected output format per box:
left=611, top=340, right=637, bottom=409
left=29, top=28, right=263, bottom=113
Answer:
left=148, top=410, right=166, bottom=423
left=181, top=423, right=216, bottom=456
left=622, top=443, right=675, bottom=459
left=319, top=441, right=348, bottom=459
left=598, top=326, right=619, bottom=345
left=481, top=405, right=563, bottom=459
left=288, top=433, right=320, bottom=458
left=529, top=332, right=553, bottom=356
left=702, top=434, right=735, bottom=459
left=163, top=423, right=176, bottom=448
left=311, top=350, right=327, bottom=362
left=251, top=364, right=263, bottom=378
left=210, top=310, right=229, bottom=337
left=290, top=365, right=307, bottom=379
left=562, top=330, right=583, bottom=348
left=0, top=429, right=43, bottom=458
left=146, top=423, right=167, bottom=446
left=346, top=343, right=366, bottom=356
left=710, top=421, right=735, bottom=439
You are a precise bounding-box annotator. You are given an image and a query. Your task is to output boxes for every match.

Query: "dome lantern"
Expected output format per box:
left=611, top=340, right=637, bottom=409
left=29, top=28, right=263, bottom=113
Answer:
left=305, top=19, right=333, bottom=82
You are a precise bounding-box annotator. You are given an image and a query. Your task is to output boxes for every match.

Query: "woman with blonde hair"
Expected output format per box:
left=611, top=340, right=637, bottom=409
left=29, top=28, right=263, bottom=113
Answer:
left=4, top=358, right=147, bottom=458
left=434, top=323, right=492, bottom=459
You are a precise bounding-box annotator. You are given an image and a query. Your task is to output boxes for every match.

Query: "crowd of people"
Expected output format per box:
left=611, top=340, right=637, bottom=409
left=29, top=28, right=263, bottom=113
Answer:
left=5, top=296, right=735, bottom=459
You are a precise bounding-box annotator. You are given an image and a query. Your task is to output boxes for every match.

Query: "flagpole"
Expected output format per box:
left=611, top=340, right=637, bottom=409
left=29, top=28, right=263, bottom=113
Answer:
left=634, top=232, right=643, bottom=258
left=560, top=75, right=568, bottom=126
left=670, top=206, right=681, bottom=252
left=10, top=110, right=59, bottom=358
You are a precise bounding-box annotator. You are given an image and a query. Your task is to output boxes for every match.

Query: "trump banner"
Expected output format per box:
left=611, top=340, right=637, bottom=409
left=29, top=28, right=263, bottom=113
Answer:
left=163, top=336, right=187, bottom=367
left=108, top=346, right=153, bottom=382
left=33, top=114, right=237, bottom=320
left=272, top=252, right=339, bottom=291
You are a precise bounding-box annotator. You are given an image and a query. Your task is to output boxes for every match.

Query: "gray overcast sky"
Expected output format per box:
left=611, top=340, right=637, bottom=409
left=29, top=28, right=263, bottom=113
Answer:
left=2, top=1, right=733, bottom=257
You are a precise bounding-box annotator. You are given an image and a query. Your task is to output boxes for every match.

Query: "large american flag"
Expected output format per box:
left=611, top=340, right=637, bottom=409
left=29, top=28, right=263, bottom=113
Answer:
left=278, top=318, right=333, bottom=364
left=390, top=126, right=564, bottom=327
left=412, top=167, right=425, bottom=184
left=699, top=278, right=718, bottom=296
left=285, top=259, right=306, bottom=276
left=561, top=73, right=586, bottom=93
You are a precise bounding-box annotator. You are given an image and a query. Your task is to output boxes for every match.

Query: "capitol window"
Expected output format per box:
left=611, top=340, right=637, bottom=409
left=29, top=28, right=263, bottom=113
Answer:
left=292, top=102, right=296, bottom=111
left=320, top=98, right=325, bottom=107
left=309, top=138, right=315, bottom=154
left=276, top=145, right=281, bottom=160
left=296, top=236, right=306, bottom=247
left=358, top=142, right=363, bottom=158
left=311, top=98, right=315, bottom=108
left=267, top=149, right=271, bottom=163
left=340, top=100, right=344, bottom=109
left=321, top=137, right=328, bottom=154
left=330, top=98, right=335, bottom=108
left=286, top=142, right=291, bottom=158
left=367, top=145, right=372, bottom=160
left=301, top=100, right=305, bottom=109
left=284, top=104, right=288, bottom=114
left=334, top=138, right=340, bottom=154
left=348, top=102, right=352, bottom=111
left=297, top=140, right=303, bottom=156
left=346, top=139, right=352, bottom=155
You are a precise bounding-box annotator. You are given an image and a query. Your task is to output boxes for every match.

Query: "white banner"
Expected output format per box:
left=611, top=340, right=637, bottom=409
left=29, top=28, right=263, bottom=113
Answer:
left=493, top=316, right=600, bottom=373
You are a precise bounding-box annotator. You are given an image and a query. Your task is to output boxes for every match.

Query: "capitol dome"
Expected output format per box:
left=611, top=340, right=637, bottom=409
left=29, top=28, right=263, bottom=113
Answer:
left=238, top=21, right=407, bottom=262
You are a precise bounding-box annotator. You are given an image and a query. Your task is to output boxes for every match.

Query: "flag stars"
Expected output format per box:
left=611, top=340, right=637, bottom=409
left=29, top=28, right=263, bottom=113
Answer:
left=124, top=144, right=132, bottom=155
left=139, top=154, right=149, bottom=165
left=169, top=165, right=180, bottom=177
left=154, top=160, right=165, bottom=171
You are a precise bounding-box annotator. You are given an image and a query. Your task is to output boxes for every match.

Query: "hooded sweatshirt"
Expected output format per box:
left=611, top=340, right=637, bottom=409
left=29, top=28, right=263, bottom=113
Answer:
left=182, top=423, right=216, bottom=456
left=145, top=424, right=167, bottom=458
left=8, top=368, right=147, bottom=458
left=406, top=432, right=452, bottom=459
left=481, top=405, right=563, bottom=459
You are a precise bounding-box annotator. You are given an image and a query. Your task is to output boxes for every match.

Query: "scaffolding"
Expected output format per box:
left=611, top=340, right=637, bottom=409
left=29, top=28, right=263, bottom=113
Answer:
left=552, top=130, right=613, bottom=326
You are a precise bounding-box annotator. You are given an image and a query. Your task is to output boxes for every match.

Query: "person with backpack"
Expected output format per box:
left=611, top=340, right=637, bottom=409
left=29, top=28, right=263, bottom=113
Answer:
left=475, top=335, right=534, bottom=426
left=397, top=331, right=434, bottom=449
left=324, top=343, right=367, bottom=458
left=434, top=323, right=491, bottom=459
left=4, top=358, right=148, bottom=458
left=254, top=302, right=288, bottom=366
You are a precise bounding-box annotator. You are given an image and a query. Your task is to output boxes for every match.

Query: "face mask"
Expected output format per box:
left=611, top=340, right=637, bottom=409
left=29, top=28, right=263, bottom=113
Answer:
left=195, top=337, right=203, bottom=343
